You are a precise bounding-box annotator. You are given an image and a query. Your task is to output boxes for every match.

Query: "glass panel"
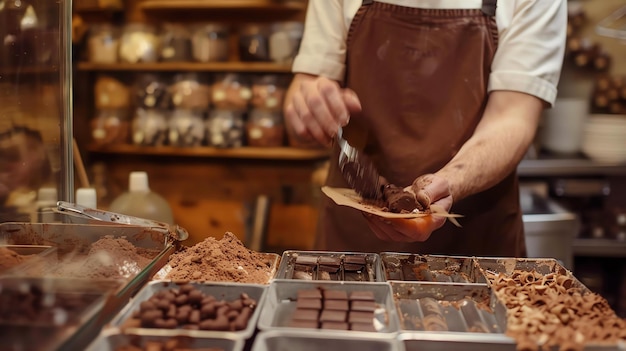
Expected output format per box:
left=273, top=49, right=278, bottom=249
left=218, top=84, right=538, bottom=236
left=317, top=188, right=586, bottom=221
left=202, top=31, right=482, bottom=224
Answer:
left=0, top=0, right=72, bottom=222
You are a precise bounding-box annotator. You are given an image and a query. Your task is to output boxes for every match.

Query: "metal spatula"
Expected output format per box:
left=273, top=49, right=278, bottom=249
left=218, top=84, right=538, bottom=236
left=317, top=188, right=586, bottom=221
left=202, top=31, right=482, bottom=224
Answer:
left=337, top=127, right=382, bottom=200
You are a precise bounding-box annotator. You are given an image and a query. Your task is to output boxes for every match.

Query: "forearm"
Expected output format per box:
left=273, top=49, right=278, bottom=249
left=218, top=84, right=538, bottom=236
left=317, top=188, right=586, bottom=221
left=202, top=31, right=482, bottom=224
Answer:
left=436, top=91, right=544, bottom=202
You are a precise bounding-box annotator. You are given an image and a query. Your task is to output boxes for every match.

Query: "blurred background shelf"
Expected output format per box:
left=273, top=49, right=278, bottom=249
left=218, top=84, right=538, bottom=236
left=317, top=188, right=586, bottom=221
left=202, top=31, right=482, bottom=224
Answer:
left=76, top=62, right=293, bottom=73
left=139, top=0, right=306, bottom=12
left=86, top=144, right=329, bottom=161
left=573, top=238, right=626, bottom=257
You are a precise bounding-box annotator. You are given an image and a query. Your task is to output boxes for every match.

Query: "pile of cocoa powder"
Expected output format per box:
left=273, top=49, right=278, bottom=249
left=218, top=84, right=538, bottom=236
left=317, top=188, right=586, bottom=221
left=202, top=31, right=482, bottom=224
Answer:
left=52, top=236, right=156, bottom=279
left=164, top=232, right=275, bottom=284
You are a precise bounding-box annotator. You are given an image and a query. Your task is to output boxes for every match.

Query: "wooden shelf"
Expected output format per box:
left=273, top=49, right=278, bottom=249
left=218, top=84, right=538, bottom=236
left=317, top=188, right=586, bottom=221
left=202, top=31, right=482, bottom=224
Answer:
left=77, top=62, right=293, bottom=73
left=87, top=144, right=329, bottom=161
left=73, top=5, right=123, bottom=13
left=139, top=0, right=306, bottom=12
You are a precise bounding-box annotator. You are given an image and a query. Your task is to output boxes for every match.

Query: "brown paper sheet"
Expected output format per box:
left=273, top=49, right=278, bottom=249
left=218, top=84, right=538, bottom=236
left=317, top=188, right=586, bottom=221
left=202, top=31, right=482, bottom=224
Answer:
left=321, top=186, right=463, bottom=226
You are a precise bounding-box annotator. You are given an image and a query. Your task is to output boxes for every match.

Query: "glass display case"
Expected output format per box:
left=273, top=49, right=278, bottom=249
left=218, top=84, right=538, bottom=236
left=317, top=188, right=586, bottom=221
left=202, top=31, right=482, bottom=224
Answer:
left=0, top=0, right=73, bottom=222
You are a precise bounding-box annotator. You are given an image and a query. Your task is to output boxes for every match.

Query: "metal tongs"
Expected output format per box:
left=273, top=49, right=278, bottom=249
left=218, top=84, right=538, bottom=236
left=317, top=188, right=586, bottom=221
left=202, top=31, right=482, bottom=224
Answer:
left=55, top=201, right=189, bottom=241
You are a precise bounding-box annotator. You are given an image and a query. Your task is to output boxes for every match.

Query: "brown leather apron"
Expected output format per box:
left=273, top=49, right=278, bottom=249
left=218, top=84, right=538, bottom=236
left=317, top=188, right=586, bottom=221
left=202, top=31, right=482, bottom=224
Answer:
left=317, top=0, right=526, bottom=257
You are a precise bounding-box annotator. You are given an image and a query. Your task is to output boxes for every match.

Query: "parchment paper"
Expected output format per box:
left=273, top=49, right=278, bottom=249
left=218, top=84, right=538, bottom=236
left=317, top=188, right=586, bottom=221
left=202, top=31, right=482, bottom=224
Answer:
left=321, top=186, right=462, bottom=226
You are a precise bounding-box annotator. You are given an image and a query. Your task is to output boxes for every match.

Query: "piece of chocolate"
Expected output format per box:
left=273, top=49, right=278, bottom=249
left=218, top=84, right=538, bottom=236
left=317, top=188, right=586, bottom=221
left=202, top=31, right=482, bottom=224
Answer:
left=295, top=255, right=318, bottom=265
left=321, top=322, right=349, bottom=330
left=297, top=289, right=322, bottom=300
left=350, top=322, right=377, bottom=332
left=343, top=264, right=365, bottom=272
left=324, top=299, right=349, bottom=311
left=349, top=291, right=375, bottom=301
left=289, top=320, right=319, bottom=329
left=348, top=311, right=374, bottom=324
left=292, top=309, right=319, bottom=321
left=344, top=256, right=367, bottom=265
left=382, top=184, right=420, bottom=213
left=351, top=300, right=377, bottom=312
left=319, top=257, right=341, bottom=266
left=320, top=310, right=347, bottom=322
left=297, top=298, right=322, bottom=310
left=319, top=265, right=340, bottom=273
left=323, top=290, right=348, bottom=300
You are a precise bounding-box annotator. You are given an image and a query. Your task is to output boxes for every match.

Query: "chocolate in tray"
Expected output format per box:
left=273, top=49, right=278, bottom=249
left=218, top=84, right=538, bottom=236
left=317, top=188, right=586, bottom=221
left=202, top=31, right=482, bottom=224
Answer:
left=391, top=282, right=506, bottom=334
left=381, top=253, right=486, bottom=284
left=257, top=280, right=400, bottom=333
left=275, top=251, right=382, bottom=282
left=109, top=281, right=266, bottom=340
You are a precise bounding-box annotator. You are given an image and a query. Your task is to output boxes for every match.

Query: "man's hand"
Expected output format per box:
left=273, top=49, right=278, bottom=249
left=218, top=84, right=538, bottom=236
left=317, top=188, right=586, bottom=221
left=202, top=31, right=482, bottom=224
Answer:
left=364, top=174, right=452, bottom=242
left=284, top=74, right=362, bottom=146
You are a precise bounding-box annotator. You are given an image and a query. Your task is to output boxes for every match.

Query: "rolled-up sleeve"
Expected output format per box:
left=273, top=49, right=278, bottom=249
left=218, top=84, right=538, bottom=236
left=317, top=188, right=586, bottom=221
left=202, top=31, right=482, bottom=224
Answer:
left=489, top=0, right=567, bottom=107
left=291, top=0, right=348, bottom=82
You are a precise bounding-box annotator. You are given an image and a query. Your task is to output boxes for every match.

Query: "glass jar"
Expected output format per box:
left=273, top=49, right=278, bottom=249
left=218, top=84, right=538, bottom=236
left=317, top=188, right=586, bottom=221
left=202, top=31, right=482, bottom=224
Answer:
left=169, top=73, right=211, bottom=110
left=91, top=109, right=130, bottom=146
left=168, top=109, right=205, bottom=147
left=206, top=109, right=245, bottom=148
left=191, top=23, right=230, bottom=62
left=119, top=23, right=160, bottom=63
left=239, top=24, right=270, bottom=62
left=211, top=73, right=251, bottom=110
left=246, top=109, right=285, bottom=147
left=135, top=73, right=169, bottom=109
left=87, top=24, right=119, bottom=64
left=159, top=23, right=192, bottom=62
left=269, top=22, right=304, bottom=64
left=94, top=75, right=130, bottom=109
left=251, top=74, right=287, bottom=111
left=131, top=108, right=169, bottom=146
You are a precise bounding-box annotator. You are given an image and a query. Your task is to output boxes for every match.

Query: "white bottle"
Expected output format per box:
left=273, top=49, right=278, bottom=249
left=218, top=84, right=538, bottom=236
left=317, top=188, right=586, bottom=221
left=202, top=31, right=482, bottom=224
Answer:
left=109, top=172, right=174, bottom=224
left=76, top=188, right=98, bottom=209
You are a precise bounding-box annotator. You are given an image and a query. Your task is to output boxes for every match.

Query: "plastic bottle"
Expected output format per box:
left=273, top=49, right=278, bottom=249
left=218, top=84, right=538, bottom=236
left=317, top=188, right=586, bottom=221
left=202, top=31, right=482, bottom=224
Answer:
left=76, top=188, right=98, bottom=209
left=108, top=171, right=174, bottom=224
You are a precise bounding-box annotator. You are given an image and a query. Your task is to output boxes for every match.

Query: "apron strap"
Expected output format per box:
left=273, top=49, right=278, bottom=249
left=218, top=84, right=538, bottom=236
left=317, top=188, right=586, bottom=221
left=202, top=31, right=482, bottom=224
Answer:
left=362, top=0, right=373, bottom=5
left=482, top=0, right=497, bottom=16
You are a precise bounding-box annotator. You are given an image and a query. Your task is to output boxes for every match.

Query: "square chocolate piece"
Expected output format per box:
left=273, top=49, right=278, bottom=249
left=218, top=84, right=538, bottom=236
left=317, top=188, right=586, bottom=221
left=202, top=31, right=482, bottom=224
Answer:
left=320, top=310, right=346, bottom=322
left=297, top=289, right=322, bottom=300
left=295, top=255, right=318, bottom=265
left=324, top=299, right=349, bottom=311
left=349, top=311, right=374, bottom=324
left=343, top=264, right=364, bottom=272
left=351, top=300, right=377, bottom=312
left=319, top=256, right=341, bottom=266
left=289, top=320, right=319, bottom=329
left=323, top=290, right=348, bottom=300
left=344, top=255, right=367, bottom=265
left=350, top=322, right=376, bottom=332
left=322, top=321, right=349, bottom=330
left=349, top=291, right=375, bottom=301
left=292, top=309, right=319, bottom=321
left=319, top=265, right=340, bottom=273
left=297, top=298, right=322, bottom=310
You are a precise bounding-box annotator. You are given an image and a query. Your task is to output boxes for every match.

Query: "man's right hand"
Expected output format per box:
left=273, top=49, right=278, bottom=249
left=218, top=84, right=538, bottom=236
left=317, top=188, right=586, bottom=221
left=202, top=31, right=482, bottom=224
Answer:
left=284, top=74, right=362, bottom=146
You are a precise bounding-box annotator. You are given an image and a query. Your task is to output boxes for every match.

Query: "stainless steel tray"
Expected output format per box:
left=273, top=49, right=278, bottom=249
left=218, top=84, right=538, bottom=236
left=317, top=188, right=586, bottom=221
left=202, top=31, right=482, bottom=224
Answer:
left=153, top=252, right=281, bottom=284
left=87, top=329, right=244, bottom=351
left=257, top=280, right=401, bottom=333
left=0, top=276, right=121, bottom=351
left=252, top=330, right=403, bottom=351
left=390, top=282, right=506, bottom=334
left=109, top=281, right=267, bottom=340
left=381, top=253, right=486, bottom=284
left=0, top=244, right=57, bottom=275
left=399, top=332, right=517, bottom=351
left=275, top=250, right=384, bottom=282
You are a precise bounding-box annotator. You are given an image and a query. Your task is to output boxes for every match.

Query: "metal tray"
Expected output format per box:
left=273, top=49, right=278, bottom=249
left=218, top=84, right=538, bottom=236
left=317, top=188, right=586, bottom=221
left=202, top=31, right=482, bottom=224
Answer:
left=87, top=329, right=244, bottom=351
left=109, top=281, right=267, bottom=340
left=390, top=282, right=506, bottom=334
left=252, top=330, right=403, bottom=351
left=0, top=276, right=122, bottom=351
left=399, top=332, right=518, bottom=351
left=381, top=253, right=486, bottom=284
left=0, top=244, right=57, bottom=275
left=257, top=280, right=401, bottom=334
left=153, top=252, right=281, bottom=284
left=275, top=250, right=383, bottom=282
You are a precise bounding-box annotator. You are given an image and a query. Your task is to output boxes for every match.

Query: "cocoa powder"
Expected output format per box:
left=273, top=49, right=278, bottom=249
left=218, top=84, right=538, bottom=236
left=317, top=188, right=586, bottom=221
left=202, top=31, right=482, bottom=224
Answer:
left=164, top=232, right=275, bottom=284
left=0, top=247, right=30, bottom=272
